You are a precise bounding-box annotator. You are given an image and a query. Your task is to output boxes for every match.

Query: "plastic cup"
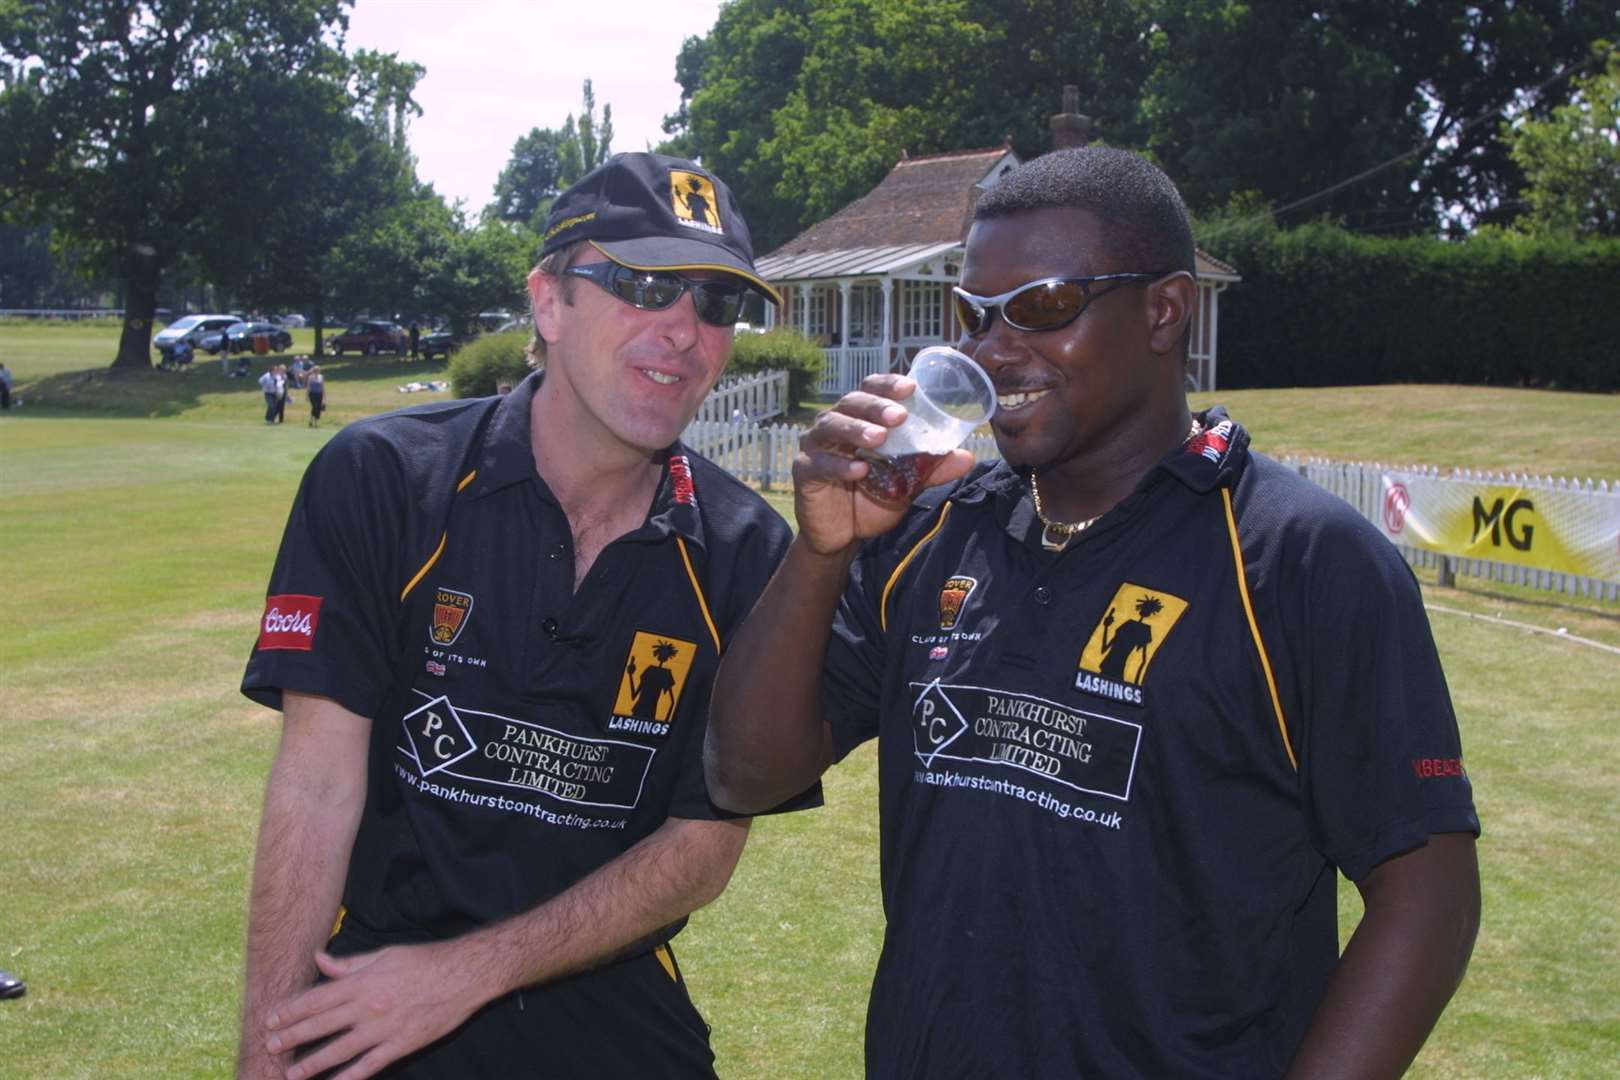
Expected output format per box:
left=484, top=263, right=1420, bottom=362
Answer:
left=858, top=346, right=996, bottom=503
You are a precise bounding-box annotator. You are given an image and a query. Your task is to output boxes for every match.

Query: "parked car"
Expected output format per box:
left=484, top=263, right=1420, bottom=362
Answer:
left=152, top=314, right=241, bottom=359
left=271, top=313, right=307, bottom=328
left=225, top=321, right=294, bottom=354
left=419, top=329, right=469, bottom=360
left=327, top=320, right=408, bottom=356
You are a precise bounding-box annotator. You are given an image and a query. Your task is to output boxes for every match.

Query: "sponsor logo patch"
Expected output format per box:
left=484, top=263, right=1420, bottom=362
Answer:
left=401, top=696, right=479, bottom=776
left=669, top=455, right=697, bottom=507
left=1185, top=418, right=1233, bottom=464
left=937, top=574, right=978, bottom=630
left=1073, top=583, right=1189, bottom=706
left=430, top=587, right=474, bottom=646
left=1412, top=756, right=1467, bottom=779
left=669, top=169, right=724, bottom=234
left=608, top=632, right=699, bottom=736
left=258, top=594, right=322, bottom=651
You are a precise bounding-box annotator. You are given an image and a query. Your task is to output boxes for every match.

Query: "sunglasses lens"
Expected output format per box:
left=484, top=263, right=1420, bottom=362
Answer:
left=1003, top=281, right=1086, bottom=331
left=692, top=284, right=746, bottom=327
left=608, top=269, right=683, bottom=311
left=952, top=292, right=989, bottom=335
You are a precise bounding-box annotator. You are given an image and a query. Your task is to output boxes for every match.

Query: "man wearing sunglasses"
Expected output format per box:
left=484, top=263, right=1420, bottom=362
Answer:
left=707, top=146, right=1479, bottom=1078
left=238, top=153, right=817, bottom=1079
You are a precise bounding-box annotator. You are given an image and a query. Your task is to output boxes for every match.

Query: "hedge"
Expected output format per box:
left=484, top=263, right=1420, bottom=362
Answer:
left=727, top=327, right=824, bottom=413
left=448, top=331, right=533, bottom=398
left=1201, top=223, right=1620, bottom=391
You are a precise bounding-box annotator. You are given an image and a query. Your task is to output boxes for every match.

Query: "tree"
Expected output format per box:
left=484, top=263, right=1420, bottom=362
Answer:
left=666, top=0, right=1617, bottom=247
left=0, top=0, right=403, bottom=368
left=665, top=0, right=1156, bottom=251
left=1142, top=1, right=1617, bottom=235
left=415, top=220, right=532, bottom=336
left=1504, top=44, right=1620, bottom=237
left=490, top=128, right=571, bottom=230
left=220, top=57, right=423, bottom=355
left=490, top=80, right=613, bottom=231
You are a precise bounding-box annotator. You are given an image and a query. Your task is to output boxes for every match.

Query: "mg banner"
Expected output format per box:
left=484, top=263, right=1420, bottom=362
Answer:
left=1377, top=472, right=1620, bottom=582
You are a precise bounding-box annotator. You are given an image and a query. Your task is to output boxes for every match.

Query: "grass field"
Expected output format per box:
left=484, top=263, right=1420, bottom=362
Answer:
left=2, top=321, right=1618, bottom=1077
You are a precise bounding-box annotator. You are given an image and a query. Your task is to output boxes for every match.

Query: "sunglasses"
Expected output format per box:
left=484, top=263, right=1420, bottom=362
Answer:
left=563, top=261, right=750, bottom=327
left=951, top=272, right=1172, bottom=335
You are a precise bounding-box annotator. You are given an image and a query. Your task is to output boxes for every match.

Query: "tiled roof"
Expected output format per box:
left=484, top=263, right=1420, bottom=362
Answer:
left=765, top=147, right=1015, bottom=257
left=763, top=145, right=1240, bottom=282
left=1196, top=251, right=1240, bottom=280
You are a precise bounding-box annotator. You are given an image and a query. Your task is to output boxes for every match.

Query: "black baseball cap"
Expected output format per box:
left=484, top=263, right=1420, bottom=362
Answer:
left=540, top=152, right=781, bottom=305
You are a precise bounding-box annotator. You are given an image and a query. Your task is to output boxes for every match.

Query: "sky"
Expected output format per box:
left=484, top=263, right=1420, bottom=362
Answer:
left=344, top=0, right=727, bottom=215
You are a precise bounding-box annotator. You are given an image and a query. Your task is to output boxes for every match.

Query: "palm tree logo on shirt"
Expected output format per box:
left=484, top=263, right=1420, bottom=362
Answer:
left=614, top=632, right=699, bottom=723
left=1077, top=584, right=1190, bottom=689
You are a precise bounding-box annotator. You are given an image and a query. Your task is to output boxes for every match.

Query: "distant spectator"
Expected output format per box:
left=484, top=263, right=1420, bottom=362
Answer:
left=258, top=366, right=279, bottom=424
left=496, top=380, right=513, bottom=395
left=0, top=362, right=11, bottom=409
left=306, top=365, right=325, bottom=427
left=409, top=321, right=421, bottom=359
left=273, top=364, right=289, bottom=424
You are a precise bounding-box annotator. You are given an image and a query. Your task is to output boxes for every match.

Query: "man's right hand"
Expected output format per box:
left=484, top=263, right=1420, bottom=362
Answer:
left=793, top=373, right=974, bottom=555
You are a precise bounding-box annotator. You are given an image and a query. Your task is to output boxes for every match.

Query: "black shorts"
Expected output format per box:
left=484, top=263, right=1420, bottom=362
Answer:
left=324, top=925, right=718, bottom=1079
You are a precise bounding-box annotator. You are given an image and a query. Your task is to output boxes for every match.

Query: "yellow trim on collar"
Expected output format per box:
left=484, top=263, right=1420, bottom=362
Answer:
left=880, top=503, right=953, bottom=633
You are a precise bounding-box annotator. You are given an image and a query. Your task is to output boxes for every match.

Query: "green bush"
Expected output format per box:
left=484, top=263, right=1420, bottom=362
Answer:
left=449, top=331, right=532, bottom=398
left=728, top=327, right=824, bottom=412
left=1199, top=220, right=1620, bottom=391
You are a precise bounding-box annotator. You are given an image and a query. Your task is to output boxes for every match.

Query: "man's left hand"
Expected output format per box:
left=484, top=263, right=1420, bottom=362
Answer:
left=264, top=943, right=485, bottom=1080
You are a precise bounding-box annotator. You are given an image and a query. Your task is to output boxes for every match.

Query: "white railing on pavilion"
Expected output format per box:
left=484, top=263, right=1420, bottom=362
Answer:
left=678, top=417, right=1619, bottom=602
left=818, top=346, right=887, bottom=395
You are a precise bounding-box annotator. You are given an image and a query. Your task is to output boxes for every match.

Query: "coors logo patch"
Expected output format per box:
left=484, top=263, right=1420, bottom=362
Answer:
left=258, top=594, right=322, bottom=651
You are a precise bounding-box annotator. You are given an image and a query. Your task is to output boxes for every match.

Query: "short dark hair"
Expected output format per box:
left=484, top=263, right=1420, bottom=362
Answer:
left=973, top=147, right=1195, bottom=276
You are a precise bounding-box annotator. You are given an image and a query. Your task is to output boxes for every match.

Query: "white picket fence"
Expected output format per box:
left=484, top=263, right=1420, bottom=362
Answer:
left=679, top=416, right=1619, bottom=601
left=692, top=370, right=788, bottom=423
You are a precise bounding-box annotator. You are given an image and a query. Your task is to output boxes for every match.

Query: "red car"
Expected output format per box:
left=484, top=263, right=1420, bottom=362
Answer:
left=327, top=320, right=407, bottom=356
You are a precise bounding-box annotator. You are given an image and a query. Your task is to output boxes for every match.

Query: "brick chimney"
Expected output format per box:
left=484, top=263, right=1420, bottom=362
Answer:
left=1049, top=84, right=1091, bottom=150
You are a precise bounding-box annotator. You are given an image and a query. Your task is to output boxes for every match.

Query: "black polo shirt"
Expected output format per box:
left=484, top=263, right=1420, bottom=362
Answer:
left=822, top=409, right=1479, bottom=1079
left=243, top=372, right=807, bottom=946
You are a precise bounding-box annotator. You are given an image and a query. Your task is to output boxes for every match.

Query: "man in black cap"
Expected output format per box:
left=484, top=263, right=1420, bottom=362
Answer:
left=236, top=152, right=817, bottom=1080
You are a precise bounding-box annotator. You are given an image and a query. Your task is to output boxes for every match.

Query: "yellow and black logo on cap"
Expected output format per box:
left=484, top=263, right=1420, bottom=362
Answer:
left=670, top=170, right=723, bottom=232
left=613, top=631, right=699, bottom=724
left=1074, top=583, right=1188, bottom=705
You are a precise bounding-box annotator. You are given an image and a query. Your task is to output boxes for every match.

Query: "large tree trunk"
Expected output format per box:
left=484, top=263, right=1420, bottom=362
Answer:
left=112, top=280, right=159, bottom=369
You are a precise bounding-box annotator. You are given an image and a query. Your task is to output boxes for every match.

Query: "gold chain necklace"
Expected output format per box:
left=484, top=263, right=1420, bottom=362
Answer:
left=1032, top=418, right=1203, bottom=552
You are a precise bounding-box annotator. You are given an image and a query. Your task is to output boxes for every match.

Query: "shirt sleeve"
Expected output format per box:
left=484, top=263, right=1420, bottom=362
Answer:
left=1291, top=518, right=1481, bottom=882
left=665, top=507, right=823, bottom=819
left=822, top=528, right=909, bottom=762
left=240, top=427, right=411, bottom=719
